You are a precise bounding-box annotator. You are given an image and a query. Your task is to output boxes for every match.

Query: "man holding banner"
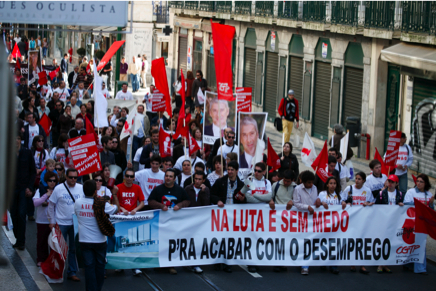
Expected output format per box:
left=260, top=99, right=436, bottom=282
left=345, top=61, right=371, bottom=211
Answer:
left=394, top=133, right=413, bottom=194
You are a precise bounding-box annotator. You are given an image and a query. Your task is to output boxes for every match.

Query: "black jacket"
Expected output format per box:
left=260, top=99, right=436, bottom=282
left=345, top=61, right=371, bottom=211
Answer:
left=314, top=170, right=340, bottom=194
left=61, top=58, right=68, bottom=73
left=278, top=152, right=299, bottom=177
left=207, top=137, right=225, bottom=170
left=48, top=108, right=64, bottom=133
left=210, top=175, right=245, bottom=205
left=374, top=188, right=404, bottom=205
left=183, top=175, right=212, bottom=190
left=185, top=184, right=210, bottom=207
left=139, top=143, right=159, bottom=166
left=16, top=147, right=36, bottom=191
left=17, top=84, right=28, bottom=100
left=68, top=128, right=86, bottom=139
left=68, top=71, right=76, bottom=88
left=23, top=123, right=48, bottom=149
left=112, top=149, right=127, bottom=184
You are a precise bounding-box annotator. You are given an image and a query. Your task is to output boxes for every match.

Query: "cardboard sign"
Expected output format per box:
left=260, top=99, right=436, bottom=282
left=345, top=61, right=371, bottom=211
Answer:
left=236, top=87, right=252, bottom=112
left=151, top=89, right=166, bottom=112
left=385, top=130, right=402, bottom=167
left=68, top=134, right=102, bottom=176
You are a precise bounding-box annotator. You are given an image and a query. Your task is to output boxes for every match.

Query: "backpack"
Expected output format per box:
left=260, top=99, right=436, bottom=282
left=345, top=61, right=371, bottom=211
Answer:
left=93, top=196, right=115, bottom=237
left=345, top=185, right=353, bottom=204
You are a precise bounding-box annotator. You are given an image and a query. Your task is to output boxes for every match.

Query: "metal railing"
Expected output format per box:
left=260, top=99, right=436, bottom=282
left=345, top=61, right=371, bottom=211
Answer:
left=278, top=1, right=299, bottom=20
left=216, top=1, right=233, bottom=13
left=153, top=1, right=170, bottom=24
left=199, top=1, right=215, bottom=11
left=364, top=1, right=395, bottom=30
left=402, top=1, right=436, bottom=34
left=234, top=1, right=252, bottom=15
left=184, top=1, right=199, bottom=10
left=303, top=1, right=326, bottom=23
left=255, top=1, right=274, bottom=17
left=331, top=1, right=358, bottom=26
left=169, top=1, right=185, bottom=9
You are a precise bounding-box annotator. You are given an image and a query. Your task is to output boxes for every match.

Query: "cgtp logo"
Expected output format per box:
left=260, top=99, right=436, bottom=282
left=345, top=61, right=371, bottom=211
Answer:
left=219, top=82, right=230, bottom=94
left=401, top=207, right=416, bottom=244
left=396, top=245, right=420, bottom=255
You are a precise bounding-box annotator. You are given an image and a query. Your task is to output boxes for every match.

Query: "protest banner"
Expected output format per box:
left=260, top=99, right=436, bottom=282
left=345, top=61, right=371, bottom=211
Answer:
left=151, top=89, right=166, bottom=112
left=236, top=87, right=252, bottom=112
left=385, top=130, right=402, bottom=167
left=96, top=204, right=425, bottom=269
left=68, top=134, right=102, bottom=176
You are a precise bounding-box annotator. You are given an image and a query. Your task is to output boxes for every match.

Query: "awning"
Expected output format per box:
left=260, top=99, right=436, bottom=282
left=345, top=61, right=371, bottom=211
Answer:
left=92, top=26, right=118, bottom=37
left=174, top=16, right=202, bottom=30
left=381, top=43, right=436, bottom=72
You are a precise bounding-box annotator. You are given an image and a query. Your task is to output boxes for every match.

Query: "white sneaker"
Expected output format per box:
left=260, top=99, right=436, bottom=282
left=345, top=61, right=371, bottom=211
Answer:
left=193, top=266, right=203, bottom=273
left=134, top=269, right=142, bottom=276
left=301, top=267, right=309, bottom=275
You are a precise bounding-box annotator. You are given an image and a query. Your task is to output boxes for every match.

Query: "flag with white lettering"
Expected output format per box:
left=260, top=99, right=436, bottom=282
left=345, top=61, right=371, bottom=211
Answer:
left=40, top=224, right=68, bottom=283
left=68, top=134, right=102, bottom=176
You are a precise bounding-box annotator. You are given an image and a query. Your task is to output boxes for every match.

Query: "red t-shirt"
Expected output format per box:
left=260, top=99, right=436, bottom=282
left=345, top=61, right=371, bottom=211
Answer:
left=116, top=183, right=145, bottom=212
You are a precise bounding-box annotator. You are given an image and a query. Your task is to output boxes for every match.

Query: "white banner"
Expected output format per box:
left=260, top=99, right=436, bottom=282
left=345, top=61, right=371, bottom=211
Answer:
left=103, top=204, right=426, bottom=269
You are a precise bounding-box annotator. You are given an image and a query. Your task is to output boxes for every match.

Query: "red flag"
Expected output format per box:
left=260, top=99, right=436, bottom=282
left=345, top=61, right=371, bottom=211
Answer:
left=267, top=138, right=281, bottom=173
left=68, top=47, right=73, bottom=63
left=412, top=174, right=417, bottom=186
left=49, top=67, right=60, bottom=80
left=85, top=116, right=100, bottom=151
left=38, top=71, right=48, bottom=86
left=40, top=224, right=68, bottom=283
left=189, top=134, right=201, bottom=156
left=39, top=113, right=52, bottom=136
left=414, top=198, right=436, bottom=240
left=374, top=147, right=388, bottom=176
left=179, top=69, right=186, bottom=119
left=11, top=43, right=21, bottom=59
left=211, top=20, right=235, bottom=101
left=15, top=59, right=21, bottom=72
left=96, top=40, right=126, bottom=71
left=86, top=62, right=91, bottom=74
left=159, top=125, right=172, bottom=158
left=311, top=140, right=329, bottom=183
left=173, top=114, right=190, bottom=140
left=151, top=57, right=172, bottom=118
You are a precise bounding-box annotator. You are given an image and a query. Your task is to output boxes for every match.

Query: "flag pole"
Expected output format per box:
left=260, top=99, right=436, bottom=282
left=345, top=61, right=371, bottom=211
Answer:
left=219, top=100, right=224, bottom=176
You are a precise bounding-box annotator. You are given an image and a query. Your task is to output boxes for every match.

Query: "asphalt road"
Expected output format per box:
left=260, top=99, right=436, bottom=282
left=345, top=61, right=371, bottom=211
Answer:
left=21, top=220, right=434, bottom=291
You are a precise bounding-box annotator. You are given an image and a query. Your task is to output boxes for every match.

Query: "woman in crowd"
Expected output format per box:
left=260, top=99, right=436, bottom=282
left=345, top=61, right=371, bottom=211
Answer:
left=86, top=100, right=95, bottom=121
left=52, top=70, right=63, bottom=84
left=173, top=75, right=186, bottom=108
left=186, top=71, right=195, bottom=111
left=133, top=136, right=151, bottom=172
left=278, top=142, right=299, bottom=177
left=111, top=136, right=128, bottom=184
left=58, top=105, right=73, bottom=135
left=341, top=171, right=373, bottom=274
left=318, top=176, right=343, bottom=274
left=268, top=171, right=280, bottom=185
left=102, top=126, right=118, bottom=138
left=403, top=173, right=434, bottom=275
left=101, top=163, right=111, bottom=186
left=55, top=162, right=66, bottom=183
left=33, top=171, right=58, bottom=266
left=120, top=107, right=129, bottom=120
left=50, top=134, right=72, bottom=170
left=31, top=135, right=49, bottom=185
left=76, top=104, right=91, bottom=123
left=6, top=36, right=12, bottom=52
left=14, top=69, right=22, bottom=86
left=42, top=38, right=48, bottom=58
left=207, top=155, right=225, bottom=186
left=93, top=171, right=120, bottom=210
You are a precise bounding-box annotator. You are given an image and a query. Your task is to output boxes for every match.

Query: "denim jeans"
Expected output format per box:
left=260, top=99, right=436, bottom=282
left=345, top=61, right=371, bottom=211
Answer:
left=10, top=189, right=27, bottom=246
left=42, top=47, right=47, bottom=57
left=397, top=173, right=408, bottom=195
left=81, top=242, right=107, bottom=291
left=130, top=74, right=139, bottom=92
left=59, top=224, right=78, bottom=277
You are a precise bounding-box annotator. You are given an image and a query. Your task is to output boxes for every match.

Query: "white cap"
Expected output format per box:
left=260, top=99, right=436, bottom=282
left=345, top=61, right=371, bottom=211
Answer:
left=288, top=89, right=294, bottom=95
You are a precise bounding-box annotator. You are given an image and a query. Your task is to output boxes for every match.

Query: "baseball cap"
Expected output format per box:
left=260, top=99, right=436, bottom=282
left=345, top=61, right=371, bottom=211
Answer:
left=387, top=174, right=399, bottom=183
left=288, top=89, right=294, bottom=95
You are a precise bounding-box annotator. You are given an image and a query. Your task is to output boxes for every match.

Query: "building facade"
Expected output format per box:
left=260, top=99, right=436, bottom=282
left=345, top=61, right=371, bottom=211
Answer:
left=167, top=1, right=436, bottom=177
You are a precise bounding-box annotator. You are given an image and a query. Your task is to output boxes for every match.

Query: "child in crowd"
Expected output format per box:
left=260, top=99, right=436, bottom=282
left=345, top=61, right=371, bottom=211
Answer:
left=39, top=159, right=58, bottom=187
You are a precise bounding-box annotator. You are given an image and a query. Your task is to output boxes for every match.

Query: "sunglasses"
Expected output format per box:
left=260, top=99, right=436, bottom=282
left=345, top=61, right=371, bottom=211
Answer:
left=227, top=136, right=235, bottom=139
left=47, top=179, right=56, bottom=183
left=112, top=140, right=118, bottom=143
left=94, top=179, right=103, bottom=182
left=37, top=139, right=44, bottom=142
left=254, top=169, right=263, bottom=173
left=125, top=175, right=134, bottom=178
left=55, top=167, right=63, bottom=171
left=68, top=176, right=78, bottom=180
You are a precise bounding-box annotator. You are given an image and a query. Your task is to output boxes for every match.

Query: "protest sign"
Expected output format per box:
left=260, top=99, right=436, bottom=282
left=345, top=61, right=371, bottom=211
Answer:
left=68, top=134, right=102, bottom=176
left=151, top=89, right=166, bottom=112
left=236, top=87, right=252, bottom=112
left=99, top=204, right=426, bottom=269
left=385, top=130, right=402, bottom=167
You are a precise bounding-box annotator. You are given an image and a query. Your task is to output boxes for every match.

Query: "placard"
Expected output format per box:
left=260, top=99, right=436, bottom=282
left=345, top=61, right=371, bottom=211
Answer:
left=68, top=134, right=102, bottom=176
left=385, top=130, right=402, bottom=167
left=151, top=89, right=165, bottom=112
left=236, top=87, right=252, bottom=113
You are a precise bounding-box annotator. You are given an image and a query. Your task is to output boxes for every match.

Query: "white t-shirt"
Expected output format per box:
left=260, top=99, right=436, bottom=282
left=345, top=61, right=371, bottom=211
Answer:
left=134, top=147, right=145, bottom=171
left=404, top=188, right=433, bottom=205
left=247, top=179, right=272, bottom=196
left=101, top=88, right=111, bottom=99
left=387, top=190, right=397, bottom=205
left=77, top=89, right=85, bottom=101
left=41, top=85, right=53, bottom=100
left=33, top=189, right=50, bottom=224
left=179, top=173, right=191, bottom=187
left=341, top=185, right=373, bottom=205
left=110, top=115, right=119, bottom=127
left=115, top=90, right=134, bottom=100
left=28, top=124, right=40, bottom=148
left=49, top=183, right=84, bottom=225
left=53, top=87, right=70, bottom=102
left=318, top=191, right=342, bottom=205
left=217, top=144, right=239, bottom=159
left=96, top=186, right=112, bottom=200
left=34, top=149, right=49, bottom=169
left=74, top=197, right=117, bottom=243
left=135, top=169, right=165, bottom=204
left=364, top=174, right=387, bottom=193
left=395, top=145, right=413, bottom=176
left=143, top=92, right=156, bottom=113
left=50, top=148, right=71, bottom=169
left=335, top=163, right=348, bottom=179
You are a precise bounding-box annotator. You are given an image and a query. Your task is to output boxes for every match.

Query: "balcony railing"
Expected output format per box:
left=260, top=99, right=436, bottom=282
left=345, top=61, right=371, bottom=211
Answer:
left=255, top=2, right=274, bottom=17
left=216, top=1, right=232, bottom=13
left=235, top=1, right=252, bottom=15
left=199, top=1, right=215, bottom=11
left=278, top=1, right=299, bottom=20
left=402, top=1, right=436, bottom=35
left=364, top=1, right=395, bottom=30
left=153, top=1, right=170, bottom=24
left=303, top=1, right=326, bottom=23
left=169, top=1, right=185, bottom=9
left=184, top=1, right=199, bottom=10
left=331, top=1, right=358, bottom=26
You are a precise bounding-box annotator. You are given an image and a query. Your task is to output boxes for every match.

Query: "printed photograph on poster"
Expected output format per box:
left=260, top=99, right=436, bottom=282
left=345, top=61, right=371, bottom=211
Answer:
left=203, top=91, right=237, bottom=145
left=28, top=49, right=41, bottom=85
left=238, top=112, right=267, bottom=170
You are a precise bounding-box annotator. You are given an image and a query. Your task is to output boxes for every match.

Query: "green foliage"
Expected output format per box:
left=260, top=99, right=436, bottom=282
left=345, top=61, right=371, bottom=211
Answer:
left=77, top=47, right=86, bottom=56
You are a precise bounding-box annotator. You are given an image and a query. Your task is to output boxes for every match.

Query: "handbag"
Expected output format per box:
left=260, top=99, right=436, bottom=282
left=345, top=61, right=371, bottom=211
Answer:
left=93, top=196, right=115, bottom=237
left=274, top=117, right=283, bottom=131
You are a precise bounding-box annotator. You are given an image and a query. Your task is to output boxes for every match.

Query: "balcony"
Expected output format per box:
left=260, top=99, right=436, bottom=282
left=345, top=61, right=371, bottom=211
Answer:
left=184, top=1, right=199, bottom=10
left=278, top=1, right=299, bottom=20
left=255, top=2, right=274, bottom=17
left=199, top=1, right=215, bottom=12
left=216, top=1, right=233, bottom=14
left=153, top=1, right=170, bottom=24
left=302, top=1, right=326, bottom=23
left=331, top=1, right=358, bottom=26
left=402, top=1, right=436, bottom=35
left=364, top=1, right=395, bottom=30
left=234, top=1, right=252, bottom=15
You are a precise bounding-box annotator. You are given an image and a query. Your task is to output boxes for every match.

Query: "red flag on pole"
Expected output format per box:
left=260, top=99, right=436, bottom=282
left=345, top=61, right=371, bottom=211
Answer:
left=85, top=115, right=99, bottom=145
left=49, top=67, right=60, bottom=80
left=15, top=59, right=21, bottom=72
left=86, top=62, right=91, bottom=74
left=311, top=140, right=329, bottom=183
left=414, top=198, right=436, bottom=240
left=11, top=43, right=21, bottom=59
left=68, top=47, right=73, bottom=63
left=173, top=115, right=190, bottom=140
left=151, top=57, right=172, bottom=119
left=189, top=134, right=201, bottom=156
left=38, top=71, right=48, bottom=86
left=96, top=40, right=126, bottom=71
left=39, top=113, right=52, bottom=136
left=374, top=147, right=388, bottom=176
left=179, top=69, right=186, bottom=119
left=412, top=174, right=417, bottom=186
left=159, top=125, right=172, bottom=158
left=210, top=20, right=236, bottom=101
left=267, top=138, right=281, bottom=173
